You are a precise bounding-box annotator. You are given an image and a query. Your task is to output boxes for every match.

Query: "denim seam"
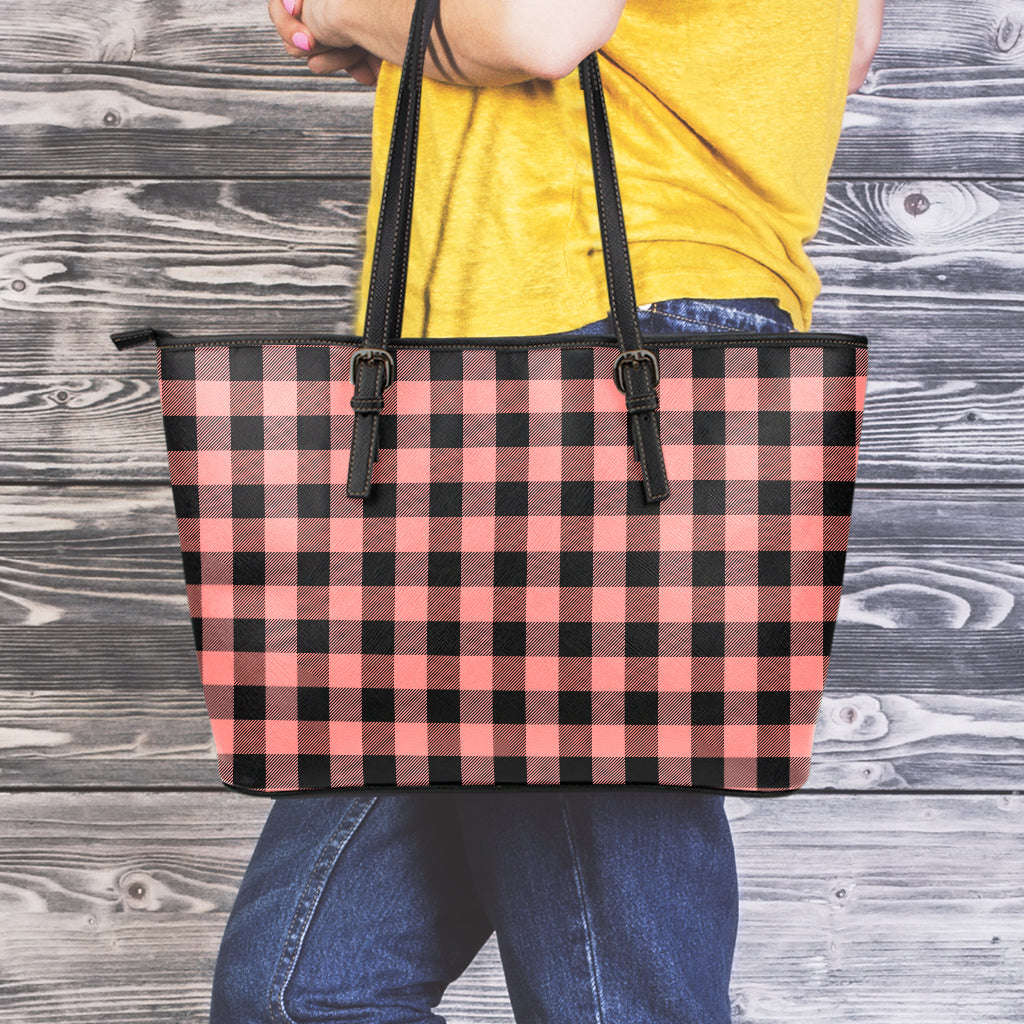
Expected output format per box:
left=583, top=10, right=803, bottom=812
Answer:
left=647, top=305, right=788, bottom=334
left=558, top=794, right=607, bottom=1024
left=267, top=796, right=379, bottom=1024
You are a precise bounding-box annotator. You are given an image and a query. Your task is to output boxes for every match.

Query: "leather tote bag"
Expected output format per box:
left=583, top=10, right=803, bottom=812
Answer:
left=111, top=0, right=868, bottom=795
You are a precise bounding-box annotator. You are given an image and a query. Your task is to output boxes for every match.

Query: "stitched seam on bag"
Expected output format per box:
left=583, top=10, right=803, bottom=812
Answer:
left=346, top=361, right=386, bottom=496
left=158, top=338, right=865, bottom=351
left=590, top=80, right=623, bottom=350
left=383, top=0, right=433, bottom=348
left=369, top=8, right=412, bottom=346
left=631, top=364, right=668, bottom=500
left=605, top=98, right=642, bottom=352
left=632, top=408, right=650, bottom=495
left=365, top=366, right=383, bottom=485
left=586, top=59, right=637, bottom=356
left=366, top=2, right=434, bottom=349
left=587, top=56, right=640, bottom=352
left=346, top=365, right=367, bottom=496
left=590, top=110, right=653, bottom=487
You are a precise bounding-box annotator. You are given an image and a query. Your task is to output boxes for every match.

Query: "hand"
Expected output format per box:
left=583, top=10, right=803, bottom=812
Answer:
left=268, top=0, right=383, bottom=85
left=269, top=0, right=627, bottom=87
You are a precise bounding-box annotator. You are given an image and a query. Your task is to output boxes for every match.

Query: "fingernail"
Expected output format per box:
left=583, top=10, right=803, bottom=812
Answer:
left=283, top=0, right=296, bottom=12
left=292, top=31, right=311, bottom=51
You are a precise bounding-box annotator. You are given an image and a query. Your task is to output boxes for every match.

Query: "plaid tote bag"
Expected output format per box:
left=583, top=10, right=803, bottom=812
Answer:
left=111, top=0, right=868, bottom=795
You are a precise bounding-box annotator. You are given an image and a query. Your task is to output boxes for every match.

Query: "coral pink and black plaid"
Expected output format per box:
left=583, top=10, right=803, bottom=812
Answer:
left=157, top=336, right=867, bottom=793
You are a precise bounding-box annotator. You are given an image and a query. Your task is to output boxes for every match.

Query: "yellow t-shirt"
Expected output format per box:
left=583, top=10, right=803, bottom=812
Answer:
left=354, top=0, right=857, bottom=336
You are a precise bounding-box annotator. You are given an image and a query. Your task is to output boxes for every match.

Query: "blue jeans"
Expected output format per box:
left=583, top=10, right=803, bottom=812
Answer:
left=209, top=296, right=794, bottom=1024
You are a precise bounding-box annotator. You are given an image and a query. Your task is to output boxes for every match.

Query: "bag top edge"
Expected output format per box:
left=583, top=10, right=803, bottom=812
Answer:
left=149, top=331, right=868, bottom=350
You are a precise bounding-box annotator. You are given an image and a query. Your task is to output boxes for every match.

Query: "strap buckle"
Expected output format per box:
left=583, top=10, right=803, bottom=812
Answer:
left=613, top=348, right=660, bottom=394
left=349, top=347, right=396, bottom=389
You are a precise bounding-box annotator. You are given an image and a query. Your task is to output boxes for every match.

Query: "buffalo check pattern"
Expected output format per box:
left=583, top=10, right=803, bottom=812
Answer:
left=158, top=337, right=867, bottom=793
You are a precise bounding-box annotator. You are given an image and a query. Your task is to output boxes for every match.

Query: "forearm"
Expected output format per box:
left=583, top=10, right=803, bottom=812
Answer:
left=303, top=0, right=627, bottom=86
left=848, top=0, right=884, bottom=93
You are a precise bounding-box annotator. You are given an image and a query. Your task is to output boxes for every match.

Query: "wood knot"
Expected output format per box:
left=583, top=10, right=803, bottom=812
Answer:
left=119, top=871, right=156, bottom=909
left=11, top=280, right=26, bottom=292
left=103, top=109, right=122, bottom=127
left=996, top=16, right=1022, bottom=53
left=904, top=193, right=930, bottom=217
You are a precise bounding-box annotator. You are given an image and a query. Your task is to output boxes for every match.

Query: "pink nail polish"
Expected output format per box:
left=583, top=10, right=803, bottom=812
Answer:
left=292, top=31, right=311, bottom=51
left=283, top=0, right=295, bottom=13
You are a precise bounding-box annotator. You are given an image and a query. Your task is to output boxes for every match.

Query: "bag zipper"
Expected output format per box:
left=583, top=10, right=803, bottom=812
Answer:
left=110, top=325, right=868, bottom=351
left=110, top=326, right=178, bottom=350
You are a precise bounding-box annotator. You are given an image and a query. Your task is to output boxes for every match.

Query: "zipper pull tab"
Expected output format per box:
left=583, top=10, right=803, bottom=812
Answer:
left=109, top=326, right=175, bottom=350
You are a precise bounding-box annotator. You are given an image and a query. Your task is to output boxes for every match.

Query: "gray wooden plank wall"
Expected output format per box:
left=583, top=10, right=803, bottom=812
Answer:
left=1, top=1, right=1022, bottom=1021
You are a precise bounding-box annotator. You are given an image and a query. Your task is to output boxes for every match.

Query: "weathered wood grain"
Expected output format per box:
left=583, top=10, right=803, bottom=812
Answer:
left=0, top=66, right=376, bottom=177
left=815, top=179, right=1024, bottom=265
left=724, top=791, right=1024, bottom=1024
left=0, top=627, right=214, bottom=789
left=0, top=60, right=1021, bottom=177
left=0, top=177, right=369, bottom=377
left=1, top=178, right=1022, bottom=481
left=1, top=0, right=1023, bottom=180
left=0, top=792, right=1021, bottom=1024
left=0, top=0, right=287, bottom=65
left=5, top=178, right=1021, bottom=327
left=0, top=791, right=263, bottom=1024
left=4, top=0, right=1021, bottom=71
left=873, top=0, right=1024, bottom=68
left=836, top=69, right=1024, bottom=177
left=812, top=180, right=1024, bottom=309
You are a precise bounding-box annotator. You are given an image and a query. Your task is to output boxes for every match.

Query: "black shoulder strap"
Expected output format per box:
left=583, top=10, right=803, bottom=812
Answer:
left=348, top=0, right=668, bottom=502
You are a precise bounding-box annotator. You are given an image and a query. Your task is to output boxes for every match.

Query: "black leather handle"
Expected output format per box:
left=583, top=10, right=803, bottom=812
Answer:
left=361, top=0, right=440, bottom=350
left=349, top=0, right=668, bottom=502
left=363, top=0, right=641, bottom=351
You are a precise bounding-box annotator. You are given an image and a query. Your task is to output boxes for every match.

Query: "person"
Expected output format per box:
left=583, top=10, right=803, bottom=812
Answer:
left=210, top=2, right=884, bottom=1022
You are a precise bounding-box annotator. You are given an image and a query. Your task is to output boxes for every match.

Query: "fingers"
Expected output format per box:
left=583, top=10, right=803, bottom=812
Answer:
left=306, top=47, right=380, bottom=83
left=266, top=0, right=374, bottom=80
left=268, top=0, right=326, bottom=58
left=267, top=0, right=376, bottom=82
